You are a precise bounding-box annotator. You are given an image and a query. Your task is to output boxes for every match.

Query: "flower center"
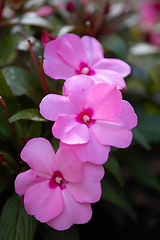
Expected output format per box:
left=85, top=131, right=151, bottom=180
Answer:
left=82, top=114, right=90, bottom=124
left=76, top=62, right=96, bottom=76
left=49, top=171, right=66, bottom=189
left=76, top=108, right=95, bottom=127
left=80, top=67, right=90, bottom=75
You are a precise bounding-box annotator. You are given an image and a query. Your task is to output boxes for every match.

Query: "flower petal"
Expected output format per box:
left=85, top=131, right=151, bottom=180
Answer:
left=57, top=34, right=86, bottom=69
left=43, top=38, right=75, bottom=79
left=20, top=138, right=55, bottom=175
left=115, top=100, right=138, bottom=129
left=24, top=180, right=63, bottom=222
left=63, top=75, right=95, bottom=111
left=92, top=69, right=126, bottom=90
left=15, top=169, right=50, bottom=195
left=93, top=58, right=131, bottom=77
left=40, top=94, right=78, bottom=121
left=91, top=120, right=133, bottom=148
left=47, top=188, right=92, bottom=230
left=84, top=83, right=122, bottom=120
left=52, top=114, right=90, bottom=144
left=90, top=100, right=137, bottom=148
left=81, top=36, right=104, bottom=66
left=67, top=162, right=104, bottom=203
left=53, top=147, right=84, bottom=183
left=43, top=59, right=76, bottom=80
left=60, top=130, right=110, bottom=164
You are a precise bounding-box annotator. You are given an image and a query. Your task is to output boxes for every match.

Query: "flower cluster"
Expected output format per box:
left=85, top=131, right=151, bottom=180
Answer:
left=15, top=33, right=137, bottom=230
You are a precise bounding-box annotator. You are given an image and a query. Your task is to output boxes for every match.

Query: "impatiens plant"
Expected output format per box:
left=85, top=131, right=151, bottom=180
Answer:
left=40, top=75, right=137, bottom=164
left=15, top=138, right=104, bottom=230
left=1, top=0, right=160, bottom=239
left=43, top=33, right=131, bottom=89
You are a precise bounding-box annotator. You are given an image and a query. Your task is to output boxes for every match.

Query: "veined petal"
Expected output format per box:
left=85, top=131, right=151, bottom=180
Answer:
left=24, top=180, right=63, bottom=222
left=52, top=114, right=90, bottom=144
left=81, top=36, right=104, bottom=66
left=67, top=163, right=104, bottom=203
left=57, top=34, right=86, bottom=69
left=43, top=59, right=76, bottom=80
left=15, top=169, right=50, bottom=195
left=92, top=69, right=126, bottom=90
left=115, top=100, right=138, bottom=129
left=20, top=138, right=55, bottom=175
left=53, top=147, right=84, bottom=183
left=63, top=75, right=95, bottom=111
left=93, top=58, right=131, bottom=77
left=91, top=120, right=133, bottom=148
left=84, top=83, right=122, bottom=120
left=47, top=188, right=92, bottom=230
left=40, top=94, right=79, bottom=121
left=60, top=130, right=110, bottom=164
left=43, top=38, right=75, bottom=79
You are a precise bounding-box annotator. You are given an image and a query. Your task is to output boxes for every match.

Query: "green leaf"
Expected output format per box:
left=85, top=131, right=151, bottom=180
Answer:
left=132, top=128, right=151, bottom=150
left=101, top=178, right=124, bottom=208
left=0, top=194, right=37, bottom=240
left=38, top=223, right=79, bottom=240
left=104, top=156, right=124, bottom=187
left=2, top=67, right=42, bottom=104
left=101, top=34, right=127, bottom=60
left=9, top=108, right=46, bottom=122
left=0, top=34, right=22, bottom=67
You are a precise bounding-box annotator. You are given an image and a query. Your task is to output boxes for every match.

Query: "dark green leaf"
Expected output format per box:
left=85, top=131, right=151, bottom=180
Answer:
left=2, top=67, right=42, bottom=104
left=0, top=194, right=37, bottom=240
left=104, top=156, right=124, bottom=187
left=9, top=108, right=46, bottom=122
left=0, top=34, right=22, bottom=67
left=101, top=178, right=124, bottom=208
left=101, top=34, right=127, bottom=60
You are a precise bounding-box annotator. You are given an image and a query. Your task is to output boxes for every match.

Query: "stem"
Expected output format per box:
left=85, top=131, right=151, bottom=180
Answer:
left=28, top=40, right=48, bottom=95
left=39, top=56, right=48, bottom=95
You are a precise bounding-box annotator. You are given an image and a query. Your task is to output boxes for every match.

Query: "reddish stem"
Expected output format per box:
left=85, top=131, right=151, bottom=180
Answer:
left=28, top=40, right=48, bottom=95
left=39, top=56, right=48, bottom=95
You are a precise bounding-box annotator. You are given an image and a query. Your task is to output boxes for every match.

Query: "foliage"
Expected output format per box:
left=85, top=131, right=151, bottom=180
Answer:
left=0, top=0, right=160, bottom=239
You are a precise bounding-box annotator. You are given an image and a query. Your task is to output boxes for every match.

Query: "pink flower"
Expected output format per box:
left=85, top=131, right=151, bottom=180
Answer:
left=15, top=138, right=104, bottom=230
left=43, top=33, right=131, bottom=90
left=40, top=76, right=137, bottom=164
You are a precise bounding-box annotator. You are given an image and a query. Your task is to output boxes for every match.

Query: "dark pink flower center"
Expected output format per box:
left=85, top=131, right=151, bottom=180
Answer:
left=76, top=108, right=95, bottom=127
left=76, top=62, right=95, bottom=76
left=49, top=170, right=66, bottom=190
